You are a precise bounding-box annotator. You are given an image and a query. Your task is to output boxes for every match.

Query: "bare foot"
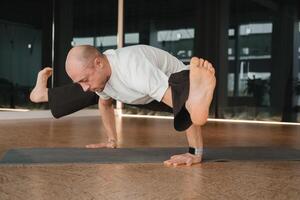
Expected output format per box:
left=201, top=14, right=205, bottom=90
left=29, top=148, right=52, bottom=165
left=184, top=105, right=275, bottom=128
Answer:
left=186, top=57, right=216, bottom=125
left=30, top=67, right=53, bottom=103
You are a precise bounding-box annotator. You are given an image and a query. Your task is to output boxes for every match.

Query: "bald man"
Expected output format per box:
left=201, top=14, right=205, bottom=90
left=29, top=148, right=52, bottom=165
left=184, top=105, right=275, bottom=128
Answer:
left=30, top=44, right=216, bottom=167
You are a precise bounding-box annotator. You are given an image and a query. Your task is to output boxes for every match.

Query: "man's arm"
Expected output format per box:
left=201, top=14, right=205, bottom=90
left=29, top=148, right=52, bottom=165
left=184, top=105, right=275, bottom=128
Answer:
left=185, top=125, right=203, bottom=162
left=98, top=98, right=117, bottom=140
left=164, top=125, right=203, bottom=167
left=98, top=98, right=118, bottom=147
left=186, top=125, right=203, bottom=152
left=86, top=98, right=118, bottom=148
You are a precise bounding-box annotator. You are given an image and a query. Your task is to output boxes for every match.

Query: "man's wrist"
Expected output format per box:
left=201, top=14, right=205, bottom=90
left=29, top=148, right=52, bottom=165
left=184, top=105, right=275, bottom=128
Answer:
left=188, top=147, right=203, bottom=156
left=108, top=138, right=117, bottom=143
left=107, top=138, right=117, bottom=148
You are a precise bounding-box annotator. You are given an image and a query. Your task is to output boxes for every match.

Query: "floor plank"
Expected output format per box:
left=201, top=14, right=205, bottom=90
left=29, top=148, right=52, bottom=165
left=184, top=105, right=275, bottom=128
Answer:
left=0, top=116, right=300, bottom=199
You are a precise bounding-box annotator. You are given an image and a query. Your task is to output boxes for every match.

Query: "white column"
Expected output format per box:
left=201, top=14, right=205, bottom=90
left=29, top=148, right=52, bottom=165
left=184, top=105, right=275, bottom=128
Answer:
left=116, top=0, right=124, bottom=111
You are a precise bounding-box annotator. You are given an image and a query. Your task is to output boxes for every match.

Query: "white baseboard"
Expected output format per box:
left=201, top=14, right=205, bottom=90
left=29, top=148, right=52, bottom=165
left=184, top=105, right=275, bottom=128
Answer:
left=0, top=109, right=101, bottom=120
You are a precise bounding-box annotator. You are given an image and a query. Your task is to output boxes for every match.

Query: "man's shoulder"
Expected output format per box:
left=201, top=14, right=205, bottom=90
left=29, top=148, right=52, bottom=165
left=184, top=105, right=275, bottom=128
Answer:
left=122, top=44, right=152, bottom=50
left=118, top=44, right=161, bottom=54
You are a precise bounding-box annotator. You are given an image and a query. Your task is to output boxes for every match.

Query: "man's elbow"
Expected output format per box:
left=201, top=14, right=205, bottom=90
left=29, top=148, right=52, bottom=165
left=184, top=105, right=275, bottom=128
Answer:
left=99, top=98, right=114, bottom=107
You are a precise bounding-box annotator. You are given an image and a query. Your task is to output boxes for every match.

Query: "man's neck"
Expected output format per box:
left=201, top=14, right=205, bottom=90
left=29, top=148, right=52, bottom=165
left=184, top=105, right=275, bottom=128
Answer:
left=103, top=55, right=112, bottom=79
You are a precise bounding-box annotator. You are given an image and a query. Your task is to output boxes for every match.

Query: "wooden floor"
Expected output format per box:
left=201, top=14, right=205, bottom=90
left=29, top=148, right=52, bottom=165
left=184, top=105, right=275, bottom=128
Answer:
left=0, top=115, right=300, bottom=200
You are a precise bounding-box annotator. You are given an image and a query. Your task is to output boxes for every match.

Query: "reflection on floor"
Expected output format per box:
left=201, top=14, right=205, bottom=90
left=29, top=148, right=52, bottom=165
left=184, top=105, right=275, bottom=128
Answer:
left=0, top=116, right=300, bottom=200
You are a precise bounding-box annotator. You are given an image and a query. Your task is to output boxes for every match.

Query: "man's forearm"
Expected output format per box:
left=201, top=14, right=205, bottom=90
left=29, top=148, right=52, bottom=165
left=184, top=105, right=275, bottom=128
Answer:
left=164, top=125, right=203, bottom=166
left=98, top=100, right=117, bottom=141
left=186, top=125, right=203, bottom=149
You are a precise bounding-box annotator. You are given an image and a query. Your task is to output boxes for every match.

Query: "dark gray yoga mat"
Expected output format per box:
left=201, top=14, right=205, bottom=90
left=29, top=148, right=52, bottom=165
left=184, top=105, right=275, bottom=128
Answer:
left=0, top=147, right=300, bottom=164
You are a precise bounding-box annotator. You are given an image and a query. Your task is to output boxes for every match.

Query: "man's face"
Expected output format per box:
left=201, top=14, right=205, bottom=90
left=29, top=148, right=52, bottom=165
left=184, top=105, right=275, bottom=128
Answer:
left=68, top=56, right=108, bottom=92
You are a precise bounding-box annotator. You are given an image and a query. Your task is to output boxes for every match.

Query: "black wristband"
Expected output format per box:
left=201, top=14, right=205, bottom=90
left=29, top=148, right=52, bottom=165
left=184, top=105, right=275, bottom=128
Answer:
left=188, top=147, right=195, bottom=154
left=188, top=147, right=203, bottom=155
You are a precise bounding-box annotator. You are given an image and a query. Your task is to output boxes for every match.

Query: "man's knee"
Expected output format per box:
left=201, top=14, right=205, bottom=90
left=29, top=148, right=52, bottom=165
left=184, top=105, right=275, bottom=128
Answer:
left=161, top=87, right=173, bottom=108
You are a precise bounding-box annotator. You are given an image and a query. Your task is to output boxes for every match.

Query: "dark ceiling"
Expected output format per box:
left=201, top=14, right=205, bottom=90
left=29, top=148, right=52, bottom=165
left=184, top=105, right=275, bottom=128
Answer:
left=0, top=0, right=299, bottom=35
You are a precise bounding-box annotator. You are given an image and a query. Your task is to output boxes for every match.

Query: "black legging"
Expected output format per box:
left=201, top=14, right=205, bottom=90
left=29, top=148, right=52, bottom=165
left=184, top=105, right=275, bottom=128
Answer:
left=48, top=83, right=173, bottom=118
left=47, top=70, right=192, bottom=131
left=48, top=83, right=99, bottom=118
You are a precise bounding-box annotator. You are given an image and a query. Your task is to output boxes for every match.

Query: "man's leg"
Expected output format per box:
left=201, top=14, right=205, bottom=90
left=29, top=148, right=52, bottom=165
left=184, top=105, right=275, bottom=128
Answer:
left=30, top=67, right=98, bottom=118
left=162, top=57, right=215, bottom=127
left=161, top=57, right=215, bottom=166
left=86, top=98, right=118, bottom=149
left=185, top=57, right=216, bottom=125
left=30, top=67, right=52, bottom=103
left=161, top=85, right=204, bottom=166
left=31, top=68, right=115, bottom=149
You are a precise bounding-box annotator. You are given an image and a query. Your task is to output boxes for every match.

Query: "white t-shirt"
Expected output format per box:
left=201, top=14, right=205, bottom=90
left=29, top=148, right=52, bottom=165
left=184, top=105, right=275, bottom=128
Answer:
left=96, top=45, right=189, bottom=104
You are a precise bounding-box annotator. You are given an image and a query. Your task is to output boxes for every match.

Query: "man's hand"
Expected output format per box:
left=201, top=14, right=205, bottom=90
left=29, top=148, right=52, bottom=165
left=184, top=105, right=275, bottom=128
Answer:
left=85, top=139, right=117, bottom=149
left=164, top=153, right=202, bottom=167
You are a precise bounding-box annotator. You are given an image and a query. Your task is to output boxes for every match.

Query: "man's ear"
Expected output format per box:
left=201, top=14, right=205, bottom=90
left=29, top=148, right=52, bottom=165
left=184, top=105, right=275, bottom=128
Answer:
left=95, top=57, right=103, bottom=69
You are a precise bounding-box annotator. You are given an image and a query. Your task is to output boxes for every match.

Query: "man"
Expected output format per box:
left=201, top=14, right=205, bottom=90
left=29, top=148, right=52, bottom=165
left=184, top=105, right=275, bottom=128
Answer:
left=30, top=45, right=216, bottom=167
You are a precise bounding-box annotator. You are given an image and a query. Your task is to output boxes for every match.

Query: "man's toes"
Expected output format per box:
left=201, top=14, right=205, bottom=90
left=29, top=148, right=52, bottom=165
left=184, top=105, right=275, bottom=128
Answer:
left=40, top=67, right=52, bottom=75
left=199, top=58, right=205, bottom=67
left=46, top=69, right=53, bottom=75
left=203, top=61, right=215, bottom=74
left=208, top=66, right=215, bottom=74
left=45, top=68, right=53, bottom=72
left=203, top=60, right=210, bottom=69
left=191, top=58, right=215, bottom=73
left=44, top=68, right=53, bottom=76
left=190, top=57, right=200, bottom=67
left=205, top=62, right=215, bottom=74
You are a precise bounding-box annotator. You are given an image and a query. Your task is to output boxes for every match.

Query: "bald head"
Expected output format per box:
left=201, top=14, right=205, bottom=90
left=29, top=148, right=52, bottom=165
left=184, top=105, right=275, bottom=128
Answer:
left=65, top=45, right=101, bottom=73
left=64, top=45, right=110, bottom=92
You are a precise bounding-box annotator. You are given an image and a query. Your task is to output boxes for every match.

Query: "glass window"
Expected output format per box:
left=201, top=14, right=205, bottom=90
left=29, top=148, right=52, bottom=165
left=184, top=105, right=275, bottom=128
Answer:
left=123, top=0, right=197, bottom=115
left=0, top=0, right=52, bottom=110
left=225, top=0, right=300, bottom=122
left=71, top=0, right=118, bottom=52
left=297, top=21, right=300, bottom=122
